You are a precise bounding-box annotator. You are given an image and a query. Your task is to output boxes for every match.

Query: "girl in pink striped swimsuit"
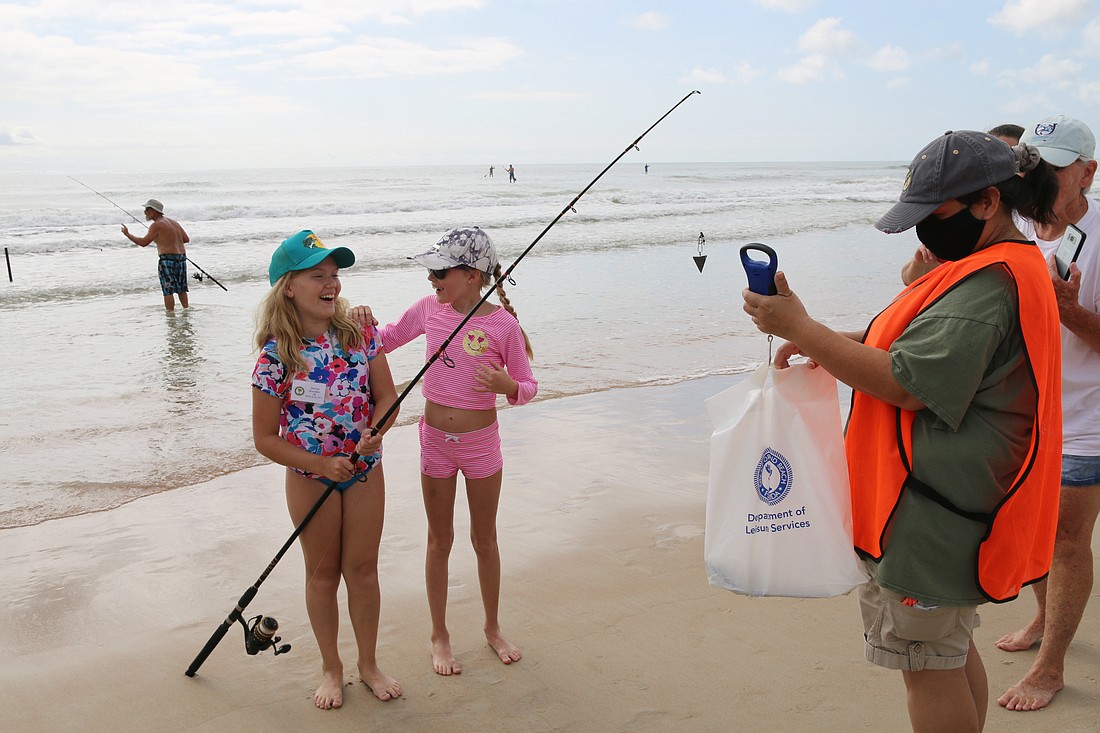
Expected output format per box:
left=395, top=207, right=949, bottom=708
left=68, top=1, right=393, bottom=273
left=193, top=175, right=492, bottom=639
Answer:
left=378, top=227, right=537, bottom=676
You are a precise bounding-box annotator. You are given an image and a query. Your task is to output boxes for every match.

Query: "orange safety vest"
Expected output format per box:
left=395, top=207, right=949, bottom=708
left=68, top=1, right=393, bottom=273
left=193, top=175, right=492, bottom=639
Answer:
left=845, top=242, right=1062, bottom=603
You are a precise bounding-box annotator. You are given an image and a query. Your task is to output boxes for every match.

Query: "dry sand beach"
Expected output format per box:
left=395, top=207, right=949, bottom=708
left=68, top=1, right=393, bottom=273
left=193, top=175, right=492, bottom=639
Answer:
left=2, top=377, right=1097, bottom=732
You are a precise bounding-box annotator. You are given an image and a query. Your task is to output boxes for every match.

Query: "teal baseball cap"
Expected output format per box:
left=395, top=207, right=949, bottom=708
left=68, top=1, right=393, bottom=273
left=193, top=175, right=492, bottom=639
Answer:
left=269, top=230, right=355, bottom=285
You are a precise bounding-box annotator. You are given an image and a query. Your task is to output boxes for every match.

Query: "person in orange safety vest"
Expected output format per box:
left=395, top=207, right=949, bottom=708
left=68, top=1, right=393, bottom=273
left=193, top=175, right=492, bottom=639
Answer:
left=742, top=130, right=1063, bottom=733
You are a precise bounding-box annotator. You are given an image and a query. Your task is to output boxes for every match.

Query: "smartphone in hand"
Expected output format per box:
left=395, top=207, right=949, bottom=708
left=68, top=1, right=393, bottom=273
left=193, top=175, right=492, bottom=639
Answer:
left=1056, top=224, right=1086, bottom=280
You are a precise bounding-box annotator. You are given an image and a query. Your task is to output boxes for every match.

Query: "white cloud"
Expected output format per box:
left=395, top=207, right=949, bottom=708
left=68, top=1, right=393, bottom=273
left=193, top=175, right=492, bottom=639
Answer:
left=798, top=17, right=859, bottom=56
left=6, top=1, right=488, bottom=38
left=628, top=12, right=669, bottom=31
left=683, top=62, right=761, bottom=86
left=1083, top=17, right=1100, bottom=54
left=776, top=17, right=855, bottom=83
left=0, top=127, right=37, bottom=145
left=474, top=90, right=585, bottom=102
left=989, top=0, right=1093, bottom=37
left=971, top=60, right=992, bottom=75
left=286, top=36, right=520, bottom=77
left=728, top=61, right=762, bottom=84
left=753, top=0, right=817, bottom=11
left=869, top=44, right=910, bottom=73
left=1031, top=52, right=1085, bottom=88
left=776, top=53, right=838, bottom=83
left=687, top=66, right=727, bottom=84
left=1079, top=79, right=1100, bottom=104
left=0, top=30, right=220, bottom=106
left=886, top=77, right=909, bottom=90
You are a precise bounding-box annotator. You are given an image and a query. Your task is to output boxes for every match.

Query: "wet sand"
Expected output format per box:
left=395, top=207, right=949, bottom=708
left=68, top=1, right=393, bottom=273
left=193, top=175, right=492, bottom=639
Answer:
left=1, top=377, right=1096, bottom=732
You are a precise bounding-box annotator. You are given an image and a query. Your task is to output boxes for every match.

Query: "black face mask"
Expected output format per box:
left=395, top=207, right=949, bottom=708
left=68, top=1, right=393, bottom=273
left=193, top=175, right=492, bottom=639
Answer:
left=914, top=206, right=986, bottom=261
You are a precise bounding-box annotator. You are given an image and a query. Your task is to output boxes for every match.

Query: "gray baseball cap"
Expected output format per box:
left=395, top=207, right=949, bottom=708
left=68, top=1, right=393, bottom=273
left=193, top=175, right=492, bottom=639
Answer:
left=411, top=226, right=499, bottom=274
left=875, top=130, right=1018, bottom=234
left=1021, top=115, right=1095, bottom=168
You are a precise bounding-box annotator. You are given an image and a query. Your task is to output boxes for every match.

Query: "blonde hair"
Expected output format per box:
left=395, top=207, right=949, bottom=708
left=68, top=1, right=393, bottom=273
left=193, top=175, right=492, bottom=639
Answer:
left=255, top=271, right=364, bottom=376
left=483, top=263, right=533, bottom=360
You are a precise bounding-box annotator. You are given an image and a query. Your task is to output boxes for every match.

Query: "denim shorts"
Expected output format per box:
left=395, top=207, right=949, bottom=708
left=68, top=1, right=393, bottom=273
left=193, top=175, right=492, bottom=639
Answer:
left=1063, top=454, right=1100, bottom=487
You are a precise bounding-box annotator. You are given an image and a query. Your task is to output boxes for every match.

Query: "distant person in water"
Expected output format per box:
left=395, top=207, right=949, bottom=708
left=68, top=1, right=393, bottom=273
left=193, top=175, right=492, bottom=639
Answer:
left=507, top=164, right=516, bottom=183
left=121, top=199, right=191, bottom=311
left=488, top=165, right=494, bottom=177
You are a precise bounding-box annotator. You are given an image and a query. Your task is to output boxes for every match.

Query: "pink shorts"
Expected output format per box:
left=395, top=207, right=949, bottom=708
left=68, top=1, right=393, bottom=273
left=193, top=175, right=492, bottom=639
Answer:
left=418, top=417, right=503, bottom=480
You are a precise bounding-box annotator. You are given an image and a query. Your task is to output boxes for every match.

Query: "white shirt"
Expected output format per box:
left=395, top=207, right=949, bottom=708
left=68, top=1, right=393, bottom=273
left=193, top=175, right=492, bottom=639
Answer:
left=1017, top=198, right=1100, bottom=454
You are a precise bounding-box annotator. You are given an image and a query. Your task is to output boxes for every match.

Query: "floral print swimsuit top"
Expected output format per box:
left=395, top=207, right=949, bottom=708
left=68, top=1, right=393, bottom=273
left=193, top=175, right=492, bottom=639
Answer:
left=252, top=326, right=381, bottom=479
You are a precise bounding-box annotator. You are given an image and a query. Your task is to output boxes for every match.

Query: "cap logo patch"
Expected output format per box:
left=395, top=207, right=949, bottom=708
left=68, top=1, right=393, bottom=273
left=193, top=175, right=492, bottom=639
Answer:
left=1035, top=122, right=1057, bottom=137
left=902, top=168, right=913, bottom=192
left=303, top=233, right=326, bottom=250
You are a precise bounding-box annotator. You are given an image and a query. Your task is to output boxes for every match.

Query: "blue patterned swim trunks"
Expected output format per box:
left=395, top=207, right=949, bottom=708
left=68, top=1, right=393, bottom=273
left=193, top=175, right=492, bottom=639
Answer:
left=158, top=253, right=188, bottom=295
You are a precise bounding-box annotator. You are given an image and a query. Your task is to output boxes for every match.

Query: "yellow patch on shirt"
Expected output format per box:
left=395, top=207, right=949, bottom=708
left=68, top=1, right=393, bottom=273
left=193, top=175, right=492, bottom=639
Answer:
left=463, top=328, right=489, bottom=357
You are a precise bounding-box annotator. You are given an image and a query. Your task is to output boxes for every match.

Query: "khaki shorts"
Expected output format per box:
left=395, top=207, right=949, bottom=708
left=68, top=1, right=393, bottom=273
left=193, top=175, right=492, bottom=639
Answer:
left=858, top=574, right=980, bottom=671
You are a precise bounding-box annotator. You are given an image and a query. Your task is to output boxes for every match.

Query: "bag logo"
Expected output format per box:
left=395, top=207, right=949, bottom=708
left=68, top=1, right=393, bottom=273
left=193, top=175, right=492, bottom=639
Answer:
left=754, top=447, right=793, bottom=506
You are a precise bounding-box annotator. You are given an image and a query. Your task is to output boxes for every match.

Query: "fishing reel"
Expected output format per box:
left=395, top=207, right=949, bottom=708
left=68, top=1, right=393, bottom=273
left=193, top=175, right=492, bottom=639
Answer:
left=239, top=614, right=292, bottom=657
left=192, top=272, right=204, bottom=282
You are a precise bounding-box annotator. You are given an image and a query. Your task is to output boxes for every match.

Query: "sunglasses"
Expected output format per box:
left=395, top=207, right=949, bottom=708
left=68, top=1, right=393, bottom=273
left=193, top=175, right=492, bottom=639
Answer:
left=429, top=266, right=469, bottom=279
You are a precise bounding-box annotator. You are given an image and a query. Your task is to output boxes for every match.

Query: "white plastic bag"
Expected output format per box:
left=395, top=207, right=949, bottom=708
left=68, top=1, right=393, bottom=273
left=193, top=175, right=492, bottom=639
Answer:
left=704, top=362, right=868, bottom=597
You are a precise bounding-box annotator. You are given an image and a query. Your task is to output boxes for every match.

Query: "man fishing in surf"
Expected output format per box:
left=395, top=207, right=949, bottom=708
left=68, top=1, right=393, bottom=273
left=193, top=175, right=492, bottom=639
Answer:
left=122, top=198, right=191, bottom=311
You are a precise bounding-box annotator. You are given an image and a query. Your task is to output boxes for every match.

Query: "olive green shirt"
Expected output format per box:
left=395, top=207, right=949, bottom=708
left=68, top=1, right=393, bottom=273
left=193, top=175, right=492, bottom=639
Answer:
left=871, top=265, right=1036, bottom=605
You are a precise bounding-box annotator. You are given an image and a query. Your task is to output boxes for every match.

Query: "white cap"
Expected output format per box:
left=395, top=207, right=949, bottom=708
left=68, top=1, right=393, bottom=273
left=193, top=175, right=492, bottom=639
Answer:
left=1022, top=115, right=1096, bottom=167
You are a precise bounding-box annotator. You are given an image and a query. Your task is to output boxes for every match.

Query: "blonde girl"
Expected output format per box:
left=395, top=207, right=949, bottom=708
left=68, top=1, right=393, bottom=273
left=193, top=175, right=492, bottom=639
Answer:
left=252, top=230, right=401, bottom=709
left=373, top=226, right=536, bottom=676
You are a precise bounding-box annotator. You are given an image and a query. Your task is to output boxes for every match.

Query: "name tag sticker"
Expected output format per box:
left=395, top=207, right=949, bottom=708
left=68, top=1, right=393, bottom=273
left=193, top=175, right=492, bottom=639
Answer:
left=290, top=379, right=328, bottom=403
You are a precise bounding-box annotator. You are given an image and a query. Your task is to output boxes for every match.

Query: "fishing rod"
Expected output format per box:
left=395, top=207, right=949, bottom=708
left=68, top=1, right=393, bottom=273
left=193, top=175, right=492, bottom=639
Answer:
left=68, top=176, right=229, bottom=291
left=184, top=89, right=701, bottom=678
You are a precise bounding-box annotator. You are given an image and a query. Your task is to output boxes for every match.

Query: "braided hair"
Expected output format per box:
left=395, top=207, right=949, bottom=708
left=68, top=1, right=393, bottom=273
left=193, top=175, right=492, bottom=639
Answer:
left=480, top=264, right=534, bottom=359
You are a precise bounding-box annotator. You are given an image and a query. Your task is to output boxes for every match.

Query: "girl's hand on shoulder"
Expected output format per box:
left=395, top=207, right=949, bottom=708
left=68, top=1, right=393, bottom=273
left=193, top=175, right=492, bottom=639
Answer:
left=349, top=305, right=378, bottom=328
left=355, top=428, right=383, bottom=457
left=473, top=362, right=517, bottom=396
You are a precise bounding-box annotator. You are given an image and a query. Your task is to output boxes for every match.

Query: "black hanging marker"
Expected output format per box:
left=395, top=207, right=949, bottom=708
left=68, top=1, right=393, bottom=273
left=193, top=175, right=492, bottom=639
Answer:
left=693, top=231, right=707, bottom=272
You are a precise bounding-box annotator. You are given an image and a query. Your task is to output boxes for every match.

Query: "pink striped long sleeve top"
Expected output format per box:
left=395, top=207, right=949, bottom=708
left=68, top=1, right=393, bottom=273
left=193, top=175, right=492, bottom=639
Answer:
left=378, top=296, right=537, bottom=410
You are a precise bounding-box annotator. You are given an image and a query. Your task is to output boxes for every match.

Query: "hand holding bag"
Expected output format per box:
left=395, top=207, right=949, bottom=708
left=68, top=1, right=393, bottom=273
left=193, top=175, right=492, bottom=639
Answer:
left=704, top=362, right=867, bottom=598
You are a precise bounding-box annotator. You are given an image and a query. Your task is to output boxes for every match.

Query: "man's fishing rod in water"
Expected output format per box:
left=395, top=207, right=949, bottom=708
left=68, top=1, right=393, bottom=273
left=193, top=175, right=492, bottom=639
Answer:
left=68, top=177, right=228, bottom=291
left=183, top=89, right=701, bottom=678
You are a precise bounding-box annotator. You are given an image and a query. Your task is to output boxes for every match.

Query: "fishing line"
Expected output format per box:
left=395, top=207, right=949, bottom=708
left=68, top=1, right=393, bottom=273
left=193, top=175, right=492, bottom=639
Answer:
left=184, top=89, right=701, bottom=678
left=68, top=177, right=228, bottom=291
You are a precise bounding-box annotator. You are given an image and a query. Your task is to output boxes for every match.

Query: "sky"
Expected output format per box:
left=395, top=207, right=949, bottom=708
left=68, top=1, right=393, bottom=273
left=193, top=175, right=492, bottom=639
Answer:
left=3, top=0, right=1100, bottom=171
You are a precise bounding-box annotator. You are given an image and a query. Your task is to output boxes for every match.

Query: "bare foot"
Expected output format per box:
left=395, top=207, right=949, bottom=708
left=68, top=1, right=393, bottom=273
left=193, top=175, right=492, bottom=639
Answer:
left=486, top=630, right=522, bottom=665
left=358, top=663, right=402, bottom=701
left=997, top=669, right=1064, bottom=711
left=432, top=637, right=461, bottom=676
left=995, top=620, right=1044, bottom=652
left=313, top=668, right=344, bottom=710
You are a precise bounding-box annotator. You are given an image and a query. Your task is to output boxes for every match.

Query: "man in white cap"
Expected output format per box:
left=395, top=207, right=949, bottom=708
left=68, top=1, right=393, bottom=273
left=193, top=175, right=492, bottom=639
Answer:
left=121, top=198, right=191, bottom=310
left=996, top=115, right=1100, bottom=712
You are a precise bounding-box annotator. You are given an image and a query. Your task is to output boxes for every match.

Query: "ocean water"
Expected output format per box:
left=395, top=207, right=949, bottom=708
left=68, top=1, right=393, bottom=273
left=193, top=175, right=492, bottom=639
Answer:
left=0, top=161, right=920, bottom=528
